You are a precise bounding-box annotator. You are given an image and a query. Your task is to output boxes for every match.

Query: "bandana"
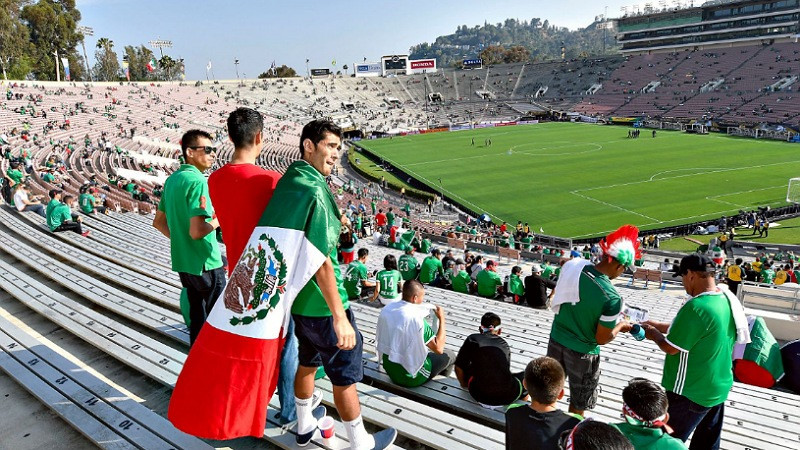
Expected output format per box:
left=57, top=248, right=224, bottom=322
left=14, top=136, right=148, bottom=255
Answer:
left=623, top=403, right=673, bottom=434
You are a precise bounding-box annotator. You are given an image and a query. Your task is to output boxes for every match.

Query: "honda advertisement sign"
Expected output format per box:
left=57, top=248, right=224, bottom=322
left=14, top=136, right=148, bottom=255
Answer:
left=355, top=62, right=382, bottom=77
left=408, top=58, right=437, bottom=74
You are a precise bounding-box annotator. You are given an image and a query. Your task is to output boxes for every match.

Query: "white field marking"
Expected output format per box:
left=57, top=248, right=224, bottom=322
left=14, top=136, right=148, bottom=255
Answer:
left=569, top=190, right=660, bottom=222
left=401, top=141, right=606, bottom=167
left=514, top=142, right=603, bottom=157
left=648, top=168, right=728, bottom=181
left=575, top=159, right=800, bottom=193
left=704, top=184, right=789, bottom=209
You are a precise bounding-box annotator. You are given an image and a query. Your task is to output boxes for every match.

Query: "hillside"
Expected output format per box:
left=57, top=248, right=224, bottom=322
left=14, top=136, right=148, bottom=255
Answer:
left=409, top=18, right=620, bottom=67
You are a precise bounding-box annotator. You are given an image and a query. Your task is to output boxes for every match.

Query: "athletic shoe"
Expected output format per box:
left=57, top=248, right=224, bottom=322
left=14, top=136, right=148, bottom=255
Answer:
left=370, top=428, right=398, bottom=450
left=295, top=405, right=326, bottom=447
left=81, top=230, right=91, bottom=237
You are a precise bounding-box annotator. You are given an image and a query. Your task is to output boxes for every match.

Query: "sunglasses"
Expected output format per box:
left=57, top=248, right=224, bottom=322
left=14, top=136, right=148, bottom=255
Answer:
left=188, top=146, right=217, bottom=154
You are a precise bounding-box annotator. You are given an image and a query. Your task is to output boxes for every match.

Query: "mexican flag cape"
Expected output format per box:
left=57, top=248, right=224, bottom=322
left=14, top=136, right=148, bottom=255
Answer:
left=168, top=161, right=337, bottom=439
left=389, top=226, right=415, bottom=250
left=733, top=316, right=785, bottom=388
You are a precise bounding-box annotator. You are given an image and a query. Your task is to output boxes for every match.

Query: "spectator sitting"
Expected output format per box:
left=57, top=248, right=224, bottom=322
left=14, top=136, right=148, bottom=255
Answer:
left=419, top=248, right=446, bottom=287
left=477, top=260, right=504, bottom=299
left=398, top=246, right=420, bottom=281
left=455, top=312, right=528, bottom=407
left=441, top=249, right=455, bottom=269
left=558, top=421, right=634, bottom=450
left=508, top=266, right=525, bottom=304
left=79, top=186, right=108, bottom=215
left=343, top=248, right=376, bottom=301
left=373, top=254, right=403, bottom=306
left=13, top=184, right=45, bottom=217
left=376, top=280, right=454, bottom=387
left=660, top=258, right=672, bottom=272
left=451, top=258, right=473, bottom=294
left=469, top=255, right=484, bottom=280
left=47, top=191, right=89, bottom=236
left=524, top=264, right=557, bottom=309
left=612, top=378, right=686, bottom=449
left=339, top=226, right=358, bottom=264
left=505, top=356, right=581, bottom=450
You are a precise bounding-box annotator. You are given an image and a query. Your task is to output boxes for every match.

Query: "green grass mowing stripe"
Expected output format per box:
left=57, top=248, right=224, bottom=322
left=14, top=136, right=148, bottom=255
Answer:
left=358, top=123, right=800, bottom=238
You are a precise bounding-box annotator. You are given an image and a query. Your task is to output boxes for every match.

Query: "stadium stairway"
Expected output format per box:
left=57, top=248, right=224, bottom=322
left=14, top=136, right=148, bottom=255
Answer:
left=351, top=239, right=800, bottom=450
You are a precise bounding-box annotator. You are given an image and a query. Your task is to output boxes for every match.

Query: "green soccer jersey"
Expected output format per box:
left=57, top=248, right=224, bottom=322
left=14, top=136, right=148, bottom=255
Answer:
left=398, top=254, right=420, bottom=281
left=419, top=239, right=432, bottom=254
left=158, top=164, right=223, bottom=276
left=386, top=211, right=395, bottom=227
left=611, top=422, right=687, bottom=450
left=6, top=168, right=24, bottom=185
left=541, top=264, right=554, bottom=279
left=451, top=270, right=472, bottom=294
left=79, top=193, right=95, bottom=213
left=382, top=321, right=435, bottom=387
left=550, top=265, right=622, bottom=355
left=376, top=269, right=402, bottom=299
left=662, top=291, right=735, bottom=407
left=476, top=269, right=502, bottom=297
left=47, top=201, right=72, bottom=231
left=419, top=256, right=443, bottom=284
left=343, top=260, right=368, bottom=299
left=761, top=269, right=775, bottom=284
left=508, top=274, right=524, bottom=296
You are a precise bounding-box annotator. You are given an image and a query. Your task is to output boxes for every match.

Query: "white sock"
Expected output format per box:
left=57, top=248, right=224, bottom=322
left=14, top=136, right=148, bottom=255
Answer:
left=295, top=395, right=315, bottom=435
left=344, top=415, right=374, bottom=450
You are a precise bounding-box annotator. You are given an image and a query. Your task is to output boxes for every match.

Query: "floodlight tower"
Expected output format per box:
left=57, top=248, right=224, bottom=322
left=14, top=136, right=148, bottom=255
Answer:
left=77, top=25, right=93, bottom=81
left=149, top=38, right=173, bottom=58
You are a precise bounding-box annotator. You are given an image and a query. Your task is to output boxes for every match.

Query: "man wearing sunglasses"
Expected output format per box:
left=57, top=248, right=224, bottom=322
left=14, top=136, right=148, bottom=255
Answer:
left=153, top=129, right=225, bottom=345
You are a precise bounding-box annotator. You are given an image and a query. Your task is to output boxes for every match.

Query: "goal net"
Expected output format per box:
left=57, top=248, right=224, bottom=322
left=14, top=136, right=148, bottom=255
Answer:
left=787, top=178, right=800, bottom=203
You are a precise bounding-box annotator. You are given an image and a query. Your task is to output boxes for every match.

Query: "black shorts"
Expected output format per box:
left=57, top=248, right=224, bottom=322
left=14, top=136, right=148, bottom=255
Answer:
left=293, top=308, right=364, bottom=387
left=547, top=338, right=600, bottom=411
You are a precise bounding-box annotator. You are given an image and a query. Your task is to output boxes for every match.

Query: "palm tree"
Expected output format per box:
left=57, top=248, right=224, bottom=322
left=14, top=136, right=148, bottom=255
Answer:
left=159, top=55, right=175, bottom=80
left=95, top=37, right=116, bottom=81
left=96, top=37, right=113, bottom=52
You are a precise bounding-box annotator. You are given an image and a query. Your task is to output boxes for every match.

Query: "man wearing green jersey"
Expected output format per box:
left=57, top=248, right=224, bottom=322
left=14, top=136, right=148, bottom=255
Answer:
left=642, top=254, right=747, bottom=450
left=548, top=225, right=639, bottom=417
left=451, top=259, right=473, bottom=294
left=476, top=261, right=504, bottom=299
left=398, top=247, right=420, bottom=281
left=343, top=248, right=376, bottom=301
left=419, top=248, right=445, bottom=287
left=373, top=254, right=403, bottom=306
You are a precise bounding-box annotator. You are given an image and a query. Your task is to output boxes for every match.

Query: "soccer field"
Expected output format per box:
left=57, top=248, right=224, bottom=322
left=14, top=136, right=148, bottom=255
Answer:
left=356, top=122, right=800, bottom=239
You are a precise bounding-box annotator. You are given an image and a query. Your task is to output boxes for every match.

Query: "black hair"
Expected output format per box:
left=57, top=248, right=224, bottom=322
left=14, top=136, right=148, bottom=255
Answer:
left=568, top=421, right=634, bottom=450
left=622, top=378, right=668, bottom=422
left=735, top=258, right=743, bottom=265
left=299, top=119, right=342, bottom=158
left=524, top=357, right=566, bottom=405
left=180, top=129, right=213, bottom=159
left=48, top=189, right=61, bottom=199
left=480, top=312, right=501, bottom=328
left=227, top=107, right=264, bottom=149
left=512, top=265, right=522, bottom=275
left=384, top=254, right=398, bottom=271
left=402, top=279, right=424, bottom=300
left=357, top=248, right=369, bottom=259
left=431, top=248, right=441, bottom=256
left=62, top=194, right=74, bottom=203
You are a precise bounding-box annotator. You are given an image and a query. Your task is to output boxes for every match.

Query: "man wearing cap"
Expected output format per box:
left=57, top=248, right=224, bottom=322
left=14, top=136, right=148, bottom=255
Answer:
left=476, top=261, right=504, bottom=299
left=642, top=254, right=749, bottom=449
left=547, top=225, right=638, bottom=417
left=524, top=264, right=557, bottom=309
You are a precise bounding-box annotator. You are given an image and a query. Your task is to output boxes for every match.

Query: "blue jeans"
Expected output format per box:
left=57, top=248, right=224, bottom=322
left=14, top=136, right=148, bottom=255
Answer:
left=666, top=391, right=725, bottom=450
left=277, top=317, right=299, bottom=424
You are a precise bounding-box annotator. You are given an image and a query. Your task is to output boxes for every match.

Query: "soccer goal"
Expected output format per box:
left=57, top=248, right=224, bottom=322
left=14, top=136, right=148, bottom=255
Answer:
left=787, top=178, right=800, bottom=203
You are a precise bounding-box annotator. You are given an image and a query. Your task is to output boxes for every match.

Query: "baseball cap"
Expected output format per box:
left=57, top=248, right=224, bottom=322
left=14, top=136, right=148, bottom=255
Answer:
left=673, top=254, right=717, bottom=278
left=455, top=258, right=465, bottom=265
left=531, top=264, right=542, bottom=273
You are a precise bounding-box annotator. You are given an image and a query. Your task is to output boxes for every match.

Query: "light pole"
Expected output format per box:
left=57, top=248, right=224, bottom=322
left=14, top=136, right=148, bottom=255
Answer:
left=77, top=25, right=93, bottom=81
left=234, top=58, right=240, bottom=80
left=149, top=38, right=173, bottom=80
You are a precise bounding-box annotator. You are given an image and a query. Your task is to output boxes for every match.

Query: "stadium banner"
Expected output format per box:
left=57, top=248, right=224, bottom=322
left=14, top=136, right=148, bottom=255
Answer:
left=579, top=115, right=598, bottom=123
left=475, top=123, right=495, bottom=128
left=382, top=55, right=409, bottom=75
left=420, top=127, right=448, bottom=134
left=449, top=124, right=471, bottom=131
left=610, top=116, right=638, bottom=123
left=408, top=58, right=437, bottom=74
left=517, top=120, right=539, bottom=125
left=462, top=58, right=483, bottom=69
left=310, top=68, right=331, bottom=76
left=355, top=62, right=382, bottom=77
left=61, top=57, right=70, bottom=81
left=495, top=121, right=518, bottom=127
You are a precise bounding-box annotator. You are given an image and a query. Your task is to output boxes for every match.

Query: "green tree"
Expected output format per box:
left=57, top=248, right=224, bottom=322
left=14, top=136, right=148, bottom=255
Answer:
left=122, top=45, right=155, bottom=81
left=503, top=45, right=530, bottom=63
left=0, top=0, right=32, bottom=80
left=20, top=0, right=82, bottom=80
left=479, top=45, right=505, bottom=65
left=159, top=54, right=177, bottom=80
left=94, top=37, right=119, bottom=81
left=258, top=64, right=298, bottom=78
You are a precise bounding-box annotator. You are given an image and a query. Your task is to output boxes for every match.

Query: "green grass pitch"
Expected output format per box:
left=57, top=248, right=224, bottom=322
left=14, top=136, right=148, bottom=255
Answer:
left=356, top=122, right=800, bottom=239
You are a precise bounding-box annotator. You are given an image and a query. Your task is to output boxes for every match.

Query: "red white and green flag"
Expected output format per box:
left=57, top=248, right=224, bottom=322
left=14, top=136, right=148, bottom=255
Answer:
left=168, top=161, right=336, bottom=439
left=146, top=57, right=156, bottom=72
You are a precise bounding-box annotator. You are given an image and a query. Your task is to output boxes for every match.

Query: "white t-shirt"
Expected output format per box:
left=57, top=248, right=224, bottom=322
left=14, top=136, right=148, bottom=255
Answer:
left=13, top=189, right=28, bottom=211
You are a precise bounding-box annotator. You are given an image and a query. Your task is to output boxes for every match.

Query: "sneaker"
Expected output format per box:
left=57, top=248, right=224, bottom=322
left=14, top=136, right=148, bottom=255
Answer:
left=295, top=405, right=326, bottom=447
left=370, top=428, right=398, bottom=450
left=81, top=230, right=91, bottom=237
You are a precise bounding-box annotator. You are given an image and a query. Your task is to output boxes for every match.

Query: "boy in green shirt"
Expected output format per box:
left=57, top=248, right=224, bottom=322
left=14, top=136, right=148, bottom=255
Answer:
left=343, top=248, right=375, bottom=300
left=451, top=259, right=473, bottom=294
left=47, top=192, right=89, bottom=236
left=419, top=249, right=445, bottom=286
left=760, top=263, right=775, bottom=284
left=398, top=247, right=420, bottom=281
left=508, top=265, right=524, bottom=304
left=612, top=379, right=686, bottom=450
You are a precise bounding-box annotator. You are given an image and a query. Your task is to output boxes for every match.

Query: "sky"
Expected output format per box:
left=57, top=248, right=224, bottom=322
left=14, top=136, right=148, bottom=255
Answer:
left=75, top=0, right=643, bottom=80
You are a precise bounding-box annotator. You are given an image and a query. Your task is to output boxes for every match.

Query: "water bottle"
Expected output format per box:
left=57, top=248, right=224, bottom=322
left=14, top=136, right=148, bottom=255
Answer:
left=630, top=324, right=646, bottom=341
